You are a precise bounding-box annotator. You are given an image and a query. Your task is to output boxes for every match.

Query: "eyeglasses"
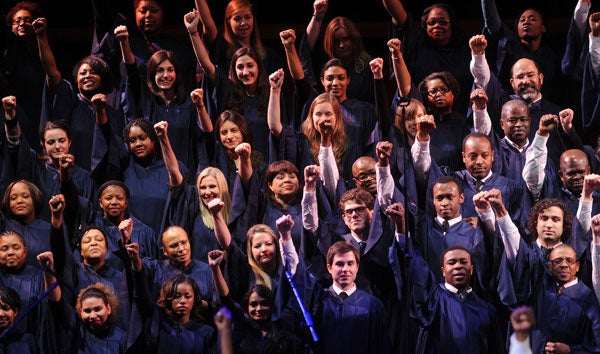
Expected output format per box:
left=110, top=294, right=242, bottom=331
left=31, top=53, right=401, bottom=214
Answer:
left=427, top=86, right=450, bottom=97
left=549, top=257, right=577, bottom=267
left=343, top=206, right=368, bottom=216
left=354, top=170, right=376, bottom=182
left=12, top=17, right=33, bottom=25
left=426, top=18, right=450, bottom=26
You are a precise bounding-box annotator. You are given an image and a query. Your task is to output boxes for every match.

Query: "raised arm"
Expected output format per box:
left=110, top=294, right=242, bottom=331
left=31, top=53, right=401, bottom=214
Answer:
left=469, top=34, right=491, bottom=89
left=302, top=165, right=321, bottom=233
left=2, top=96, right=20, bottom=148
left=276, top=214, right=299, bottom=275
left=207, top=249, right=230, bottom=297
left=411, top=114, right=436, bottom=183
left=234, top=142, right=253, bottom=188
left=37, top=251, right=61, bottom=302
left=381, top=0, right=408, bottom=27
left=578, top=174, right=600, bottom=234
left=114, top=25, right=135, bottom=65
left=154, top=121, right=184, bottom=186
left=481, top=0, right=502, bottom=36
left=268, top=68, right=285, bottom=138
left=280, top=29, right=304, bottom=80
left=591, top=213, right=600, bottom=306
left=306, top=0, right=328, bottom=50
left=184, top=9, right=216, bottom=82
left=376, top=141, right=395, bottom=210
left=194, top=0, right=217, bottom=45
left=522, top=114, right=556, bottom=200
left=470, top=87, right=491, bottom=135
left=190, top=88, right=213, bottom=133
left=33, top=17, right=62, bottom=91
left=387, top=38, right=411, bottom=97
left=208, top=198, right=232, bottom=249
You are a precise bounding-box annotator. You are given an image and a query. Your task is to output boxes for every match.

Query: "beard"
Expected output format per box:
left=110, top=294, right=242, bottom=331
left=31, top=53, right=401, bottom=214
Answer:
left=517, top=84, right=540, bottom=103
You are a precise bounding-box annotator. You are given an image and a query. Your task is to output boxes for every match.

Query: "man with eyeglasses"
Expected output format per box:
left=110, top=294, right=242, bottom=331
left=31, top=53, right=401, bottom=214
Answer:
left=494, top=196, right=600, bottom=353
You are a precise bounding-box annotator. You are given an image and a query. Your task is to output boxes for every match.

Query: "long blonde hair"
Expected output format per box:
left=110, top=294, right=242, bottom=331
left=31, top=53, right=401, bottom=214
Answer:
left=197, top=167, right=231, bottom=230
left=246, top=224, right=282, bottom=290
left=301, top=92, right=347, bottom=166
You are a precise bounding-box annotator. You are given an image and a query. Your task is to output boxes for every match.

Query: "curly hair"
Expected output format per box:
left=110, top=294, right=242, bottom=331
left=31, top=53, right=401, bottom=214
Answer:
left=338, top=188, right=374, bottom=213
left=158, top=274, right=205, bottom=324
left=123, top=118, right=161, bottom=158
left=301, top=92, right=347, bottom=169
left=526, top=198, right=573, bottom=244
left=6, top=1, right=44, bottom=27
left=72, top=55, right=114, bottom=96
left=76, top=282, right=118, bottom=328
left=418, top=71, right=461, bottom=104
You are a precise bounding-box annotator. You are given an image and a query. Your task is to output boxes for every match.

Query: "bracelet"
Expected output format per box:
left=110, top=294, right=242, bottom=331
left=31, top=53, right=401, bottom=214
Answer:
left=312, top=14, right=324, bottom=21
left=391, top=56, right=399, bottom=60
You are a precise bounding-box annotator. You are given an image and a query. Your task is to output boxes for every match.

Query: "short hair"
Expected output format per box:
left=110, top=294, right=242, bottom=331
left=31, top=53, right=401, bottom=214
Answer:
left=510, top=58, right=543, bottom=77
left=97, top=180, right=130, bottom=200
left=76, top=282, right=118, bottom=327
left=440, top=245, right=472, bottom=266
left=1, top=180, right=44, bottom=218
left=0, top=230, right=26, bottom=248
left=158, top=274, right=205, bottom=323
left=320, top=58, right=349, bottom=79
left=338, top=188, right=374, bottom=212
left=72, top=56, right=114, bottom=94
left=326, top=241, right=360, bottom=266
left=264, top=160, right=300, bottom=201
left=0, top=286, right=22, bottom=312
left=123, top=118, right=161, bottom=157
left=146, top=50, right=186, bottom=105
left=433, top=175, right=463, bottom=195
left=461, top=132, right=492, bottom=152
left=74, top=225, right=109, bottom=251
left=514, top=8, right=548, bottom=34
left=418, top=71, right=461, bottom=101
left=527, top=198, right=573, bottom=243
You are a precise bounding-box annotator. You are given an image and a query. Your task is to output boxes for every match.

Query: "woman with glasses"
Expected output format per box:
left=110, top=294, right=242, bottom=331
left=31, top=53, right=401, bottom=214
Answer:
left=381, top=1, right=473, bottom=115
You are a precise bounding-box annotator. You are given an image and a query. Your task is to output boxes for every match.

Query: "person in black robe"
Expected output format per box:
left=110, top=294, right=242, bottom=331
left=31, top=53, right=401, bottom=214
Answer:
left=0, top=286, right=39, bottom=353
left=286, top=241, right=391, bottom=354
left=388, top=201, right=504, bottom=354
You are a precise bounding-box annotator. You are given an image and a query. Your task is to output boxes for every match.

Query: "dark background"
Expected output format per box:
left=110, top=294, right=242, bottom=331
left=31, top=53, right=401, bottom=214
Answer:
left=0, top=0, right=581, bottom=81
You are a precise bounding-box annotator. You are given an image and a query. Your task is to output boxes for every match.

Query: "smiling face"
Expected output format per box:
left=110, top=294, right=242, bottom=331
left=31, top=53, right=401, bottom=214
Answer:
left=228, top=7, right=254, bottom=42
left=342, top=201, right=373, bottom=237
left=510, top=59, right=543, bottom=103
left=247, top=291, right=272, bottom=323
left=311, top=101, right=337, bottom=135
left=559, top=150, right=590, bottom=196
left=321, top=65, right=349, bottom=101
left=235, top=54, right=258, bottom=90
left=128, top=125, right=156, bottom=160
left=199, top=176, right=221, bottom=206
left=135, top=0, right=164, bottom=34
left=268, top=172, right=299, bottom=201
left=154, top=59, right=176, bottom=93
left=536, top=206, right=564, bottom=247
left=79, top=296, right=111, bottom=332
left=8, top=182, right=35, bottom=224
left=0, top=234, right=26, bottom=270
left=76, top=63, right=102, bottom=95
left=0, top=300, right=17, bottom=331
left=219, top=120, right=243, bottom=151
left=10, top=9, right=33, bottom=37
left=327, top=251, right=358, bottom=291
left=171, top=282, right=195, bottom=323
left=441, top=249, right=473, bottom=291
left=250, top=232, right=277, bottom=270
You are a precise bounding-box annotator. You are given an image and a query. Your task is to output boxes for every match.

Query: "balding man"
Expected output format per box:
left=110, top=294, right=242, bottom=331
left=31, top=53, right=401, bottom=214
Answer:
left=352, top=156, right=377, bottom=196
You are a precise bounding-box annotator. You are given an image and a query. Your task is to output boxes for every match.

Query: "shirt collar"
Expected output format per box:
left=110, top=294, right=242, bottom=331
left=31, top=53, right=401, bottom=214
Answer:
left=502, top=136, right=530, bottom=153
left=332, top=283, right=357, bottom=297
left=444, top=283, right=472, bottom=294
left=435, top=215, right=463, bottom=228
